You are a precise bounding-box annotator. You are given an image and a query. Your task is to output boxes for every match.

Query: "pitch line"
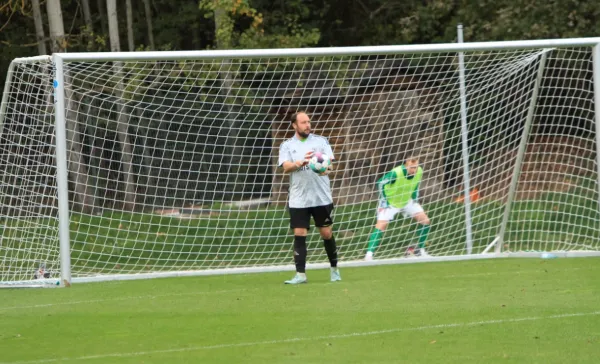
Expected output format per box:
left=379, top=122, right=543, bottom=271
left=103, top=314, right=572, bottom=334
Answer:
left=0, top=288, right=255, bottom=311
left=2, top=311, right=598, bottom=364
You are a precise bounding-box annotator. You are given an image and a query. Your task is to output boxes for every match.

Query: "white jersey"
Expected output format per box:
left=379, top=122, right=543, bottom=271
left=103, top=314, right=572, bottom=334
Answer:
left=278, top=134, right=335, bottom=208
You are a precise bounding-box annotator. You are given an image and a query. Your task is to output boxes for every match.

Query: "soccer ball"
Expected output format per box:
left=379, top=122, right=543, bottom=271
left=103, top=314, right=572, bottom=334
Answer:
left=309, top=152, right=331, bottom=174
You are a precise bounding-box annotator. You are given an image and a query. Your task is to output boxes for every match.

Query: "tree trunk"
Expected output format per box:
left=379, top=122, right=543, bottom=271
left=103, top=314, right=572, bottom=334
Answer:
left=107, top=0, right=136, bottom=211
left=133, top=109, right=158, bottom=208
left=46, top=1, right=99, bottom=212
left=96, top=0, right=108, bottom=35
left=66, top=95, right=98, bottom=214
left=126, top=0, right=135, bottom=51
left=106, top=0, right=120, bottom=52
left=31, top=0, right=47, bottom=55
left=45, top=0, right=66, bottom=52
left=115, top=110, right=136, bottom=211
left=214, top=5, right=242, bottom=201
left=142, top=0, right=155, bottom=50
left=81, top=0, right=93, bottom=31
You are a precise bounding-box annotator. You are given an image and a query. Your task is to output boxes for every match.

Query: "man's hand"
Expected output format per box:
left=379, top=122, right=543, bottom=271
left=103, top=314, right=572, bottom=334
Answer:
left=283, top=151, right=315, bottom=173
left=379, top=198, right=389, bottom=209
left=303, top=151, right=314, bottom=166
left=284, top=151, right=312, bottom=173
left=319, top=163, right=333, bottom=176
left=295, top=151, right=313, bottom=170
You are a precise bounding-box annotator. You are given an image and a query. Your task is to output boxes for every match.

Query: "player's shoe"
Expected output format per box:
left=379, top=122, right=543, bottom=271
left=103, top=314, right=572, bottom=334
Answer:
left=364, top=251, right=374, bottom=261
left=417, top=248, right=431, bottom=258
left=404, top=245, right=417, bottom=257
left=330, top=268, right=341, bottom=282
left=284, top=273, right=307, bottom=285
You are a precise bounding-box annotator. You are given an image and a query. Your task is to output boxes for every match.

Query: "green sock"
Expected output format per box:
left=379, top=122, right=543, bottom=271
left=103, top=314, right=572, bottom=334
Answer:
left=417, top=224, right=430, bottom=249
left=367, top=228, right=383, bottom=253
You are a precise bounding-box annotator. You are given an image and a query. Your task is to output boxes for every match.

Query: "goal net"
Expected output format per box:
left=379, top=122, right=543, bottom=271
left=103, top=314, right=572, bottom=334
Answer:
left=2, top=40, right=600, bottom=286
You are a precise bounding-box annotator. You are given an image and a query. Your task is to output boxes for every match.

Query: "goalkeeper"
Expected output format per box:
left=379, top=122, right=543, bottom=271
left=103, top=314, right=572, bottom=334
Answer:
left=365, top=157, right=431, bottom=260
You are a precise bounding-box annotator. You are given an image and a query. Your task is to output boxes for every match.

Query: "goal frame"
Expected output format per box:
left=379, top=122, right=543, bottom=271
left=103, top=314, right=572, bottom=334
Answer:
left=3, top=37, right=600, bottom=287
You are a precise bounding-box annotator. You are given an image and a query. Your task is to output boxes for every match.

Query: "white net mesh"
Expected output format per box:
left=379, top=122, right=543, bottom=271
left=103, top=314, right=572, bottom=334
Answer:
left=0, top=58, right=59, bottom=284
left=1, top=45, right=599, bottom=284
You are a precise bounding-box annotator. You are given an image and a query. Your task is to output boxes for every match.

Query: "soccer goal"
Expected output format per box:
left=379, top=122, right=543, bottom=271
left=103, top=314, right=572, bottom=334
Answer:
left=2, top=38, right=600, bottom=287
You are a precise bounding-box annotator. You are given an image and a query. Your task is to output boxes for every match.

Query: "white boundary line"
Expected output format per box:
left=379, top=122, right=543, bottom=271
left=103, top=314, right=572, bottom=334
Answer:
left=2, top=311, right=599, bottom=364
left=0, top=288, right=255, bottom=312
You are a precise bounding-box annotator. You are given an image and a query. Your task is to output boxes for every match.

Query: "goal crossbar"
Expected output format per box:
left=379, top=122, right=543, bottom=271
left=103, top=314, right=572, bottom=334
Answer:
left=52, top=37, right=600, bottom=61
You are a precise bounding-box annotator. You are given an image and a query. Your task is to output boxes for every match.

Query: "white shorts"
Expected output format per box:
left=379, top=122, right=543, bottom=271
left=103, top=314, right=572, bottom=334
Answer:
left=377, top=199, right=424, bottom=221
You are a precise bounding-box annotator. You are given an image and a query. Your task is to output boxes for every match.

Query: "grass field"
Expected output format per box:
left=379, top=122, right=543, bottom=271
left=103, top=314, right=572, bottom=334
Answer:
left=1, top=257, right=599, bottom=363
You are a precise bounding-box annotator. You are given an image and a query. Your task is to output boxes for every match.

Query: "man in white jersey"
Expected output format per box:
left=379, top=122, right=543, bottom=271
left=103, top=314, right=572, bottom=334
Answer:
left=278, top=111, right=341, bottom=284
left=365, top=157, right=432, bottom=260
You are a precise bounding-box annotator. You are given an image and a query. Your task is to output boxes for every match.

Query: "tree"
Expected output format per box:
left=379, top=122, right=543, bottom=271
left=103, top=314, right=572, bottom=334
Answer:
left=454, top=0, right=600, bottom=41
left=96, top=0, right=108, bottom=35
left=30, top=0, right=47, bottom=55
left=199, top=0, right=320, bottom=49
left=142, top=0, right=155, bottom=49
left=126, top=0, right=134, bottom=51
left=200, top=1, right=239, bottom=200
left=106, top=0, right=137, bottom=210
left=81, top=0, right=93, bottom=32
left=45, top=0, right=98, bottom=212
left=106, top=0, right=120, bottom=52
left=45, top=0, right=66, bottom=52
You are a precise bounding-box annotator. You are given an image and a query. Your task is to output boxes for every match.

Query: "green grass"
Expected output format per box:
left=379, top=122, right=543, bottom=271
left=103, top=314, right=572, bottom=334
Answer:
left=1, top=257, right=599, bottom=363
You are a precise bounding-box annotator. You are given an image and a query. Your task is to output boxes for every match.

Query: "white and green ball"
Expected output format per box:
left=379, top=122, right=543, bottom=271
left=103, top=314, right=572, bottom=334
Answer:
left=309, top=152, right=331, bottom=174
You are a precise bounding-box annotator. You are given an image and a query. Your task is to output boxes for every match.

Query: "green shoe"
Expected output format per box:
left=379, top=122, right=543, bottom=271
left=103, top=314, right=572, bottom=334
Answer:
left=330, top=268, right=341, bottom=282
left=284, top=273, right=307, bottom=285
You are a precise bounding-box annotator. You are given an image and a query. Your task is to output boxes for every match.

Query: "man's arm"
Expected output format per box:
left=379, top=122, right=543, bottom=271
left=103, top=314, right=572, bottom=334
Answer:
left=412, top=182, right=419, bottom=201
left=282, top=160, right=305, bottom=173
left=279, top=149, right=314, bottom=174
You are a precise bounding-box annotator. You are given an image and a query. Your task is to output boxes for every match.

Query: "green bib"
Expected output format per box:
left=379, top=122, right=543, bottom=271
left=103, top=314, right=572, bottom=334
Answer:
left=384, top=166, right=422, bottom=207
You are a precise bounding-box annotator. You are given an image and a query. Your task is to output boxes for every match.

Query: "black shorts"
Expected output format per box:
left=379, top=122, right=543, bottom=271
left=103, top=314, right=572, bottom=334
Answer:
left=289, top=204, right=334, bottom=229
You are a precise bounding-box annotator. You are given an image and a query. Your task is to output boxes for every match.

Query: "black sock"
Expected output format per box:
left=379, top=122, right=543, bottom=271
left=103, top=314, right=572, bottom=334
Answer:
left=294, top=235, right=307, bottom=273
left=324, top=236, right=338, bottom=268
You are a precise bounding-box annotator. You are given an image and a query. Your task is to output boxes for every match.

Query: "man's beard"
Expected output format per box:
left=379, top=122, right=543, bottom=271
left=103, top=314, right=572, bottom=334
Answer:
left=298, top=130, right=310, bottom=138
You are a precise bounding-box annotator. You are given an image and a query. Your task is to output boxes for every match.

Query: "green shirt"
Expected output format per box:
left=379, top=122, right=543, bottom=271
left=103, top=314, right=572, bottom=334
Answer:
left=377, top=165, right=422, bottom=208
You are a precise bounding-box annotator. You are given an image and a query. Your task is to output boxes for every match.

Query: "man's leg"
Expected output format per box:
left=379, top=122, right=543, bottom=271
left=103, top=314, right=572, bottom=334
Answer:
left=319, top=225, right=341, bottom=281
left=285, top=208, right=310, bottom=284
left=319, top=225, right=337, bottom=266
left=366, top=220, right=389, bottom=260
left=293, top=228, right=308, bottom=274
left=314, top=204, right=341, bottom=282
left=413, top=211, right=431, bottom=256
left=366, top=204, right=397, bottom=260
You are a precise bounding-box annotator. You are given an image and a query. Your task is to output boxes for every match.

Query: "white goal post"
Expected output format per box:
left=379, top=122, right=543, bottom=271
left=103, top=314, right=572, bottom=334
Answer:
left=2, top=38, right=600, bottom=287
